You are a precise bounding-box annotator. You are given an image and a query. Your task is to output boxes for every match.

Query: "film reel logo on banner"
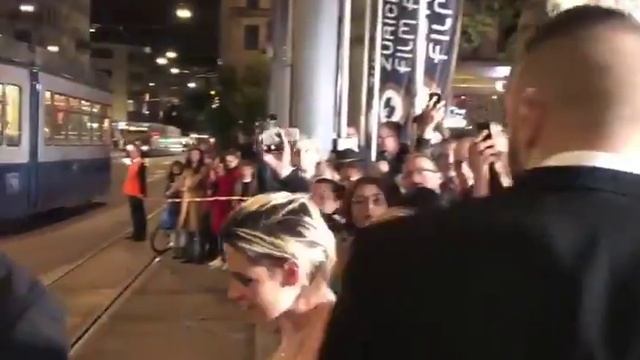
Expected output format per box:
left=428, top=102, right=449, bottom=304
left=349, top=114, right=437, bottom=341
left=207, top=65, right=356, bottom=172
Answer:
left=379, top=85, right=405, bottom=123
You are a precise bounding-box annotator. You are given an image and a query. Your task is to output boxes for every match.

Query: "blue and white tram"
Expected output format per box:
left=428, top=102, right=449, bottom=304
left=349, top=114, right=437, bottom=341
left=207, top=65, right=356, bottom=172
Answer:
left=0, top=61, right=112, bottom=220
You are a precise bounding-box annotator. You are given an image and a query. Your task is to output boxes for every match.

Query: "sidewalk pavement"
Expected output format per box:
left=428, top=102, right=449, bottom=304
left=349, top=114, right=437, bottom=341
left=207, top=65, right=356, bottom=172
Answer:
left=71, top=260, right=279, bottom=360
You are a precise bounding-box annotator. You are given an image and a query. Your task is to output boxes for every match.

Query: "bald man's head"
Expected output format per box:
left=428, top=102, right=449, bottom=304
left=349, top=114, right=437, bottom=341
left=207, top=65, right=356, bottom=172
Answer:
left=506, top=5, right=640, bottom=173
left=525, top=5, right=640, bottom=53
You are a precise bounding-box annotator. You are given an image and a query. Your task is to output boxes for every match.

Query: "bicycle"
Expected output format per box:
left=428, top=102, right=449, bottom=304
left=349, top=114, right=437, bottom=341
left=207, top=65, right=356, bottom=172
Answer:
left=149, top=203, right=179, bottom=256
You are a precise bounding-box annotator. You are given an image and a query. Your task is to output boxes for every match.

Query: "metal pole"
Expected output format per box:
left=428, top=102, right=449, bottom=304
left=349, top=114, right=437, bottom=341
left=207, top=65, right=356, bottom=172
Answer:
left=368, top=0, right=384, bottom=161
left=358, top=0, right=372, bottom=145
left=337, top=0, right=352, bottom=139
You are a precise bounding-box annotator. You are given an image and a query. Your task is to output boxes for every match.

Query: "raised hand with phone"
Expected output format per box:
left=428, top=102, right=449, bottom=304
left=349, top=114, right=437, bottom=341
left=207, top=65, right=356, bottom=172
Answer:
left=469, top=123, right=512, bottom=198
left=414, top=92, right=447, bottom=150
left=257, top=119, right=309, bottom=193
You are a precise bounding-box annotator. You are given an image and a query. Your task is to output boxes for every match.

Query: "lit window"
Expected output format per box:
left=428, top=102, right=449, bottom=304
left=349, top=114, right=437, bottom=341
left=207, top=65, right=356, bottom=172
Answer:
left=0, top=84, right=22, bottom=147
left=4, top=85, right=21, bottom=146
left=67, top=97, right=86, bottom=142
left=47, top=93, right=69, bottom=143
left=91, top=103, right=103, bottom=143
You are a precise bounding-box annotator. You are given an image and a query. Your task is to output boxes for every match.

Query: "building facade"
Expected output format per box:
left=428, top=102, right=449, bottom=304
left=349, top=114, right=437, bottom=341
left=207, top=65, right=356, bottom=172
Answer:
left=90, top=43, right=154, bottom=123
left=0, top=0, right=91, bottom=64
left=219, top=0, right=272, bottom=69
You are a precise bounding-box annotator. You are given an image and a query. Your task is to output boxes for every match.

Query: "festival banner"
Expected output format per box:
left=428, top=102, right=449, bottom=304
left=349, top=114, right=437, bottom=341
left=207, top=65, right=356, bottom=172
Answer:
left=375, top=0, right=423, bottom=125
left=363, top=0, right=463, bottom=157
left=368, top=0, right=463, bottom=124
left=417, top=0, right=464, bottom=112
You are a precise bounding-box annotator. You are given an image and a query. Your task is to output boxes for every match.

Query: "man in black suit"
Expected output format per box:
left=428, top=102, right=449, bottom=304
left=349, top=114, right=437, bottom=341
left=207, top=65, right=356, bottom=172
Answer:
left=0, top=254, right=67, bottom=359
left=321, top=6, right=640, bottom=360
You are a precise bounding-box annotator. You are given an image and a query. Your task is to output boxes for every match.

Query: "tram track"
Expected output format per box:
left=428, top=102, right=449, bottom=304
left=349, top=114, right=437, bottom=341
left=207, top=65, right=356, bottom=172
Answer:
left=41, top=206, right=166, bottom=357
left=41, top=205, right=164, bottom=287
left=68, top=254, right=163, bottom=354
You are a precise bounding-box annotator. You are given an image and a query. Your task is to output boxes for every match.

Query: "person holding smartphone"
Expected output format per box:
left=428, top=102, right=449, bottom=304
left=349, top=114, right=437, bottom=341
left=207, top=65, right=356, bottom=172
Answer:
left=468, top=122, right=512, bottom=198
left=413, top=93, right=448, bottom=152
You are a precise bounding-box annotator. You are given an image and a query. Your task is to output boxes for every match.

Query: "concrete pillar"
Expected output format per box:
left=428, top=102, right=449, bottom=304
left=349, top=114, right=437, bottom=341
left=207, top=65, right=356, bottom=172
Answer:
left=291, top=0, right=341, bottom=154
left=268, top=0, right=292, bottom=128
left=347, top=0, right=372, bottom=143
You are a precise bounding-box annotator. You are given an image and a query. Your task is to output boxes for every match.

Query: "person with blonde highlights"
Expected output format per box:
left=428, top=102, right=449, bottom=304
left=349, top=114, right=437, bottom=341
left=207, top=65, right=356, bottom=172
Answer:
left=220, top=193, right=336, bottom=360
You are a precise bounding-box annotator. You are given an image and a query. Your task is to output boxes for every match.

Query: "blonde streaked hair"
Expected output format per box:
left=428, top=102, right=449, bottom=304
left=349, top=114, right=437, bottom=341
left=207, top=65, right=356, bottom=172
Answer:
left=220, top=192, right=336, bottom=281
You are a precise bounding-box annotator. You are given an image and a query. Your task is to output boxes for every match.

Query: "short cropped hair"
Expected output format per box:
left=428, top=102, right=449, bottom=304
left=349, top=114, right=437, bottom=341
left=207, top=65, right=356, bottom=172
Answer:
left=313, top=178, right=346, bottom=200
left=380, top=121, right=402, bottom=138
left=224, top=148, right=241, bottom=158
left=526, top=5, right=640, bottom=53
left=220, top=193, right=336, bottom=281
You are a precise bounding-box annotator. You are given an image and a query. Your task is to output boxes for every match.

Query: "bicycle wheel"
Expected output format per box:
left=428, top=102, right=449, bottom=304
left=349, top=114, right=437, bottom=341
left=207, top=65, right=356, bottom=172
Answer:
left=149, top=224, right=172, bottom=255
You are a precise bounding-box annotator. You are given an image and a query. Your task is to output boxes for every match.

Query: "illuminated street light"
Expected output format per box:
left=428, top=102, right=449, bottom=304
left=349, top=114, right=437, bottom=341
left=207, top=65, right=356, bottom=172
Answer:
left=19, top=3, right=36, bottom=13
left=170, top=67, right=180, bottom=75
left=149, top=82, right=156, bottom=87
left=209, top=90, right=216, bottom=95
left=156, top=57, right=169, bottom=65
left=166, top=51, right=178, bottom=59
left=90, top=28, right=96, bottom=33
left=187, top=82, right=197, bottom=88
left=176, top=4, right=193, bottom=19
left=46, top=45, right=60, bottom=53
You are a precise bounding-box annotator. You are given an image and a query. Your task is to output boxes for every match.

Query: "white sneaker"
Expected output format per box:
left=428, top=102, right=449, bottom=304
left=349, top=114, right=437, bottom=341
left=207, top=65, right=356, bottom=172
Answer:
left=209, top=258, right=226, bottom=270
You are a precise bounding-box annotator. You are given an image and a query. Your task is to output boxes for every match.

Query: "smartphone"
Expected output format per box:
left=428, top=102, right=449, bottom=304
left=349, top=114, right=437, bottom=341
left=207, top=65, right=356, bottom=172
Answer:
left=413, top=92, right=444, bottom=124
left=428, top=92, right=442, bottom=105
left=261, top=129, right=284, bottom=153
left=476, top=122, right=492, bottom=140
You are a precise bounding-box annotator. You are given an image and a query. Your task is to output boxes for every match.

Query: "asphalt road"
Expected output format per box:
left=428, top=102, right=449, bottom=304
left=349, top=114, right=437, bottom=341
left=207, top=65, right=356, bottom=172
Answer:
left=0, top=154, right=280, bottom=359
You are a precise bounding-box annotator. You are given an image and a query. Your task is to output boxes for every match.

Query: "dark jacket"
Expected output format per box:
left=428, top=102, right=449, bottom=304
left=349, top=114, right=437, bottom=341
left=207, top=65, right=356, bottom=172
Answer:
left=0, top=254, right=67, bottom=359
left=321, top=166, right=640, bottom=360
left=257, top=161, right=309, bottom=193
left=399, top=187, right=443, bottom=212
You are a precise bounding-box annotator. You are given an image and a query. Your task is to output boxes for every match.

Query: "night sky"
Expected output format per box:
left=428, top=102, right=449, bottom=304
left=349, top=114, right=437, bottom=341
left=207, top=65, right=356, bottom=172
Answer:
left=91, top=0, right=220, bottom=68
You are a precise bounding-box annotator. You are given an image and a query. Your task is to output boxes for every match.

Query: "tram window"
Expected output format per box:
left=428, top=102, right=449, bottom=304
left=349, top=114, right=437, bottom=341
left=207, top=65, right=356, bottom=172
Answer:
left=67, top=113, right=87, bottom=142
left=65, top=97, right=87, bottom=143
left=46, top=93, right=69, bottom=144
left=103, top=106, right=112, bottom=144
left=0, top=84, right=22, bottom=147
left=81, top=100, right=92, bottom=143
left=91, top=103, right=103, bottom=143
left=44, top=91, right=109, bottom=146
left=0, top=86, right=4, bottom=143
left=4, top=85, right=21, bottom=146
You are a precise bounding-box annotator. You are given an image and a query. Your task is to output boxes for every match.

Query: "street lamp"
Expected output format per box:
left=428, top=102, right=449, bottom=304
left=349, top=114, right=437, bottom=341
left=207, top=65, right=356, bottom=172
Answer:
left=46, top=45, right=60, bottom=53
left=170, top=67, right=180, bottom=75
left=187, top=82, right=197, bottom=88
left=19, top=3, right=36, bottom=13
left=166, top=50, right=178, bottom=59
left=176, top=4, right=193, bottom=19
left=149, top=82, right=156, bottom=87
left=156, top=57, right=169, bottom=65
